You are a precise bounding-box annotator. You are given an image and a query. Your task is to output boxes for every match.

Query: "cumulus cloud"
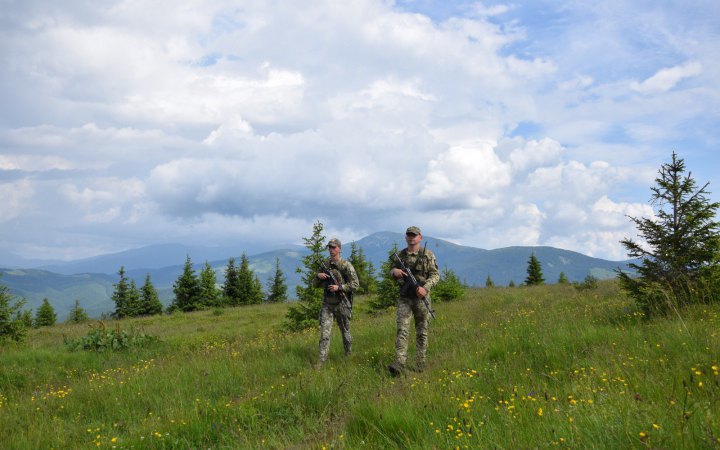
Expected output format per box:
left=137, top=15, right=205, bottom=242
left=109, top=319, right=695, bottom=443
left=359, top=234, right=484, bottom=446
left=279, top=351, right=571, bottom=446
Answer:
left=58, top=178, right=146, bottom=223
left=0, top=0, right=718, bottom=261
left=543, top=196, right=655, bottom=260
left=420, top=142, right=511, bottom=208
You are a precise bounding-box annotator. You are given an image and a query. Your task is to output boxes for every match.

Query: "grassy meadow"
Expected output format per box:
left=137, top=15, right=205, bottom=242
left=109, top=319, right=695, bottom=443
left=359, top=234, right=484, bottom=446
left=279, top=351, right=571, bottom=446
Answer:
left=1, top=281, right=719, bottom=449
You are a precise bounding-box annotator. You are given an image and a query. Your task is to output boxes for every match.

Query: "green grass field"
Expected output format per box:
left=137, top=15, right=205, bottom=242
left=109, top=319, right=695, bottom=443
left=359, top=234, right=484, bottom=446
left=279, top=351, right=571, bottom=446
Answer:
left=1, top=281, right=718, bottom=449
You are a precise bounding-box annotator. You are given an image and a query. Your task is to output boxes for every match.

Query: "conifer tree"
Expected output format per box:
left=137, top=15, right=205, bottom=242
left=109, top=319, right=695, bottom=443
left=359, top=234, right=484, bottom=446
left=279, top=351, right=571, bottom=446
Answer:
left=251, top=275, right=264, bottom=304
left=222, top=257, right=241, bottom=306
left=237, top=253, right=264, bottom=305
left=524, top=253, right=545, bottom=286
left=285, top=221, right=326, bottom=330
left=171, top=255, right=202, bottom=312
left=368, top=244, right=400, bottom=311
left=266, top=257, right=288, bottom=303
left=66, top=299, right=90, bottom=323
left=618, top=152, right=720, bottom=314
left=367, top=260, right=377, bottom=292
left=508, top=280, right=516, bottom=287
left=112, top=266, right=132, bottom=318
left=577, top=274, right=599, bottom=290
left=34, top=298, right=57, bottom=327
left=349, top=242, right=376, bottom=295
left=236, top=253, right=253, bottom=305
left=126, top=280, right=142, bottom=317
left=0, top=276, right=27, bottom=343
left=20, top=309, right=33, bottom=329
left=434, top=267, right=465, bottom=302
left=199, top=261, right=221, bottom=308
left=558, top=272, right=570, bottom=284
left=485, top=275, right=495, bottom=288
left=139, top=274, right=163, bottom=316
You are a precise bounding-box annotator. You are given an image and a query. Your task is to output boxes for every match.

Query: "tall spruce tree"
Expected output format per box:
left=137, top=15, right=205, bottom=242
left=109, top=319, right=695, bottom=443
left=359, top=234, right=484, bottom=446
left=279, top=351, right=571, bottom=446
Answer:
left=222, top=257, right=242, bottom=306
left=140, top=274, right=163, bottom=316
left=34, top=298, right=57, bottom=327
left=251, top=275, right=264, bottom=304
left=199, top=261, right=221, bottom=308
left=171, top=255, right=202, bottom=312
left=524, top=253, right=545, bottom=286
left=0, top=276, right=27, bottom=343
left=126, top=280, right=142, bottom=317
left=66, top=299, right=90, bottom=323
left=285, top=221, right=326, bottom=330
left=368, top=244, right=400, bottom=311
left=237, top=253, right=264, bottom=305
left=112, top=266, right=133, bottom=318
left=349, top=242, right=376, bottom=295
left=618, top=152, right=720, bottom=314
left=266, top=257, right=288, bottom=303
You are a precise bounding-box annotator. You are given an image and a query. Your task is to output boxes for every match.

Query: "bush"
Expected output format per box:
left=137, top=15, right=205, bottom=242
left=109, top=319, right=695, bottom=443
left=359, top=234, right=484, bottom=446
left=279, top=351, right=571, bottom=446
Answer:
left=64, top=321, right=158, bottom=352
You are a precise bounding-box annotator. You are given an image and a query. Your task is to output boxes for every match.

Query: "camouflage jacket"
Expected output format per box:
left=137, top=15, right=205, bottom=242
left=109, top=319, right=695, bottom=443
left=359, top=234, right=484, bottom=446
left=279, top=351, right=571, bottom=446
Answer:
left=391, top=247, right=440, bottom=296
left=314, top=257, right=359, bottom=305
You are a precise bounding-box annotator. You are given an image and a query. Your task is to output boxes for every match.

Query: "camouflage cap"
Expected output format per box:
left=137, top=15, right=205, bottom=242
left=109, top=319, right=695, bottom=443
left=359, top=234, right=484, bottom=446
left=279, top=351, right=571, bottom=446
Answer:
left=327, top=238, right=341, bottom=248
left=406, top=226, right=422, bottom=235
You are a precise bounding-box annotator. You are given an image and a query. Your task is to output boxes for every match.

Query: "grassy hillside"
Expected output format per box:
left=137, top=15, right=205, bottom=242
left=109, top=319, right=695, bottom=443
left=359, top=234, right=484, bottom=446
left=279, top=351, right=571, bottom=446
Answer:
left=1, top=281, right=718, bottom=448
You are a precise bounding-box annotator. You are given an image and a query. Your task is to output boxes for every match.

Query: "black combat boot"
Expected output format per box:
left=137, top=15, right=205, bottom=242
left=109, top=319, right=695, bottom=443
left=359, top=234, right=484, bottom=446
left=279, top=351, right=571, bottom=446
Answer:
left=388, top=361, right=405, bottom=376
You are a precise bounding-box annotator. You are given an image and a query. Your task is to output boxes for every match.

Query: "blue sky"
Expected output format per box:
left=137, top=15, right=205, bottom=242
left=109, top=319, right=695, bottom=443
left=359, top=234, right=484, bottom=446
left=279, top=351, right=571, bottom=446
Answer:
left=0, top=0, right=718, bottom=262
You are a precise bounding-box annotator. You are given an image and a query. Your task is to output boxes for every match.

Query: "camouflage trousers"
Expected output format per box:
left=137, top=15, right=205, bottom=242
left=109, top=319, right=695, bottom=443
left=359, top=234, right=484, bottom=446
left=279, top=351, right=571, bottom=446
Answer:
left=394, top=295, right=431, bottom=368
left=318, top=302, right=352, bottom=363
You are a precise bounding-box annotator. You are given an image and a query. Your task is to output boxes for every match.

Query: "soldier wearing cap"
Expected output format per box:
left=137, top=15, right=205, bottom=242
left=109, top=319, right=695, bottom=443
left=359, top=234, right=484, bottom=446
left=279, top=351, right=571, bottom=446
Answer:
left=388, top=226, right=439, bottom=375
left=314, top=237, right=359, bottom=368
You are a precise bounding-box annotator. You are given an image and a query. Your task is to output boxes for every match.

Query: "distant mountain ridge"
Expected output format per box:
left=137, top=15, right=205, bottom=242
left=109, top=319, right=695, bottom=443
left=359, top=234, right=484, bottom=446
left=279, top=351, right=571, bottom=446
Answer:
left=34, top=243, right=302, bottom=275
left=0, top=231, right=635, bottom=319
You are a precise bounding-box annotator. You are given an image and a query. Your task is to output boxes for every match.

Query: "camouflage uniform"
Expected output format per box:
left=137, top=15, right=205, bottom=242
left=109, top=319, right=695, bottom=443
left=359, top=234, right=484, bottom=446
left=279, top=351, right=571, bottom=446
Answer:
left=391, top=247, right=439, bottom=371
left=315, top=256, right=359, bottom=363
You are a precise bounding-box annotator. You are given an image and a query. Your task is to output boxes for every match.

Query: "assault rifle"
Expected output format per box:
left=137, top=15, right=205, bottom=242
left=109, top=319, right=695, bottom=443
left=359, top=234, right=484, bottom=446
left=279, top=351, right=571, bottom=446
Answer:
left=321, top=262, right=353, bottom=312
left=392, top=249, right=436, bottom=320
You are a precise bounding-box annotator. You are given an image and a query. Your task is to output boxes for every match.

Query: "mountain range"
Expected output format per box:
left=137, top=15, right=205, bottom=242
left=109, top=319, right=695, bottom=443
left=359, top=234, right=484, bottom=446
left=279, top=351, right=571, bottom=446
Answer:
left=0, top=231, right=635, bottom=319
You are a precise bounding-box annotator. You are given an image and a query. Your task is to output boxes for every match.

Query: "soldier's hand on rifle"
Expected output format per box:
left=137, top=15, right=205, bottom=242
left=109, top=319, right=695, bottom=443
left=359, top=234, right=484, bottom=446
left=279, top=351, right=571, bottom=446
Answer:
left=416, top=285, right=428, bottom=298
left=317, top=272, right=329, bottom=280
left=327, top=284, right=340, bottom=293
left=391, top=268, right=406, bottom=279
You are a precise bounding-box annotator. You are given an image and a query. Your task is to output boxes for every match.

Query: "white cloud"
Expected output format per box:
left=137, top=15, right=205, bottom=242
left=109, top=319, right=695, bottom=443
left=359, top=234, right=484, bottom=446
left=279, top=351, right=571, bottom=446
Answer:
left=0, top=154, right=75, bottom=171
left=420, top=142, right=511, bottom=207
left=0, top=0, right=718, bottom=262
left=59, top=178, right=146, bottom=223
left=631, top=62, right=703, bottom=94
left=0, top=180, right=34, bottom=223
left=504, top=137, right=564, bottom=173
